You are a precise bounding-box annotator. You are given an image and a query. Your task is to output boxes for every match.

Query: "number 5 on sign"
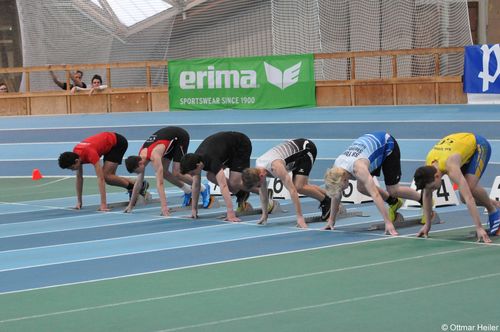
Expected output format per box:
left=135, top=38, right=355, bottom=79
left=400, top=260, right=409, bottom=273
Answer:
left=404, top=174, right=459, bottom=208
left=341, top=178, right=380, bottom=204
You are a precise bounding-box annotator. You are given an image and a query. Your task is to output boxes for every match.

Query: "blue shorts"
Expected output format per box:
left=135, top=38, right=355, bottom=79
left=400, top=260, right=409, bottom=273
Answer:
left=461, top=134, right=491, bottom=178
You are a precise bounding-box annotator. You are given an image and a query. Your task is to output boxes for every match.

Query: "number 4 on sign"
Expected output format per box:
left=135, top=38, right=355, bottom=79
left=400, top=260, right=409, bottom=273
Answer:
left=488, top=176, right=500, bottom=202
left=403, top=174, right=459, bottom=208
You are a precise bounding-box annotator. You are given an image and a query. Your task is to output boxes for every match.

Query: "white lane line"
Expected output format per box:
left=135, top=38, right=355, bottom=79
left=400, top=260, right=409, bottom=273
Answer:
left=0, top=119, right=499, bottom=131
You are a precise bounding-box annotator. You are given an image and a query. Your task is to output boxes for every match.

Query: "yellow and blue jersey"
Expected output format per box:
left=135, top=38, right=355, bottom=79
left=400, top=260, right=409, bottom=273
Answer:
left=426, top=133, right=490, bottom=178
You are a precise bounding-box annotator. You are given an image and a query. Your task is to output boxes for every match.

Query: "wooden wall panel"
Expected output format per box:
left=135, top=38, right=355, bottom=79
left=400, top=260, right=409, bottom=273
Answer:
left=0, top=81, right=469, bottom=116
left=397, top=83, right=435, bottom=104
left=70, top=94, right=108, bottom=114
left=0, top=97, right=28, bottom=116
left=438, top=83, right=467, bottom=104
left=152, top=92, right=169, bottom=112
left=110, top=93, right=148, bottom=113
left=30, top=96, right=67, bottom=115
left=316, top=86, right=351, bottom=106
left=354, top=85, right=393, bottom=105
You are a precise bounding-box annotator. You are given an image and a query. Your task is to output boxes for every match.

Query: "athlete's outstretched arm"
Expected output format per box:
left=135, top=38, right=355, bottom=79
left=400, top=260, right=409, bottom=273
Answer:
left=257, top=176, right=270, bottom=225
left=93, top=162, right=109, bottom=211
left=417, top=188, right=434, bottom=238
left=75, top=164, right=84, bottom=209
left=271, top=160, right=306, bottom=228
left=151, top=156, right=169, bottom=216
left=124, top=171, right=145, bottom=213
left=215, top=169, right=240, bottom=222
left=323, top=192, right=342, bottom=230
left=354, top=162, right=397, bottom=235
left=446, top=156, right=491, bottom=243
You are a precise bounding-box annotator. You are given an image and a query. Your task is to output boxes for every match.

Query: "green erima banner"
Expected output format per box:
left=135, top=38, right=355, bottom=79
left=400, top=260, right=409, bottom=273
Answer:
left=168, top=54, right=316, bottom=110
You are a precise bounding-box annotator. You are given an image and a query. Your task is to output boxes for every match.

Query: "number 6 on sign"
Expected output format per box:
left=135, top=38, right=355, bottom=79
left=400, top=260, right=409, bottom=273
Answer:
left=269, top=177, right=290, bottom=199
left=267, top=172, right=305, bottom=199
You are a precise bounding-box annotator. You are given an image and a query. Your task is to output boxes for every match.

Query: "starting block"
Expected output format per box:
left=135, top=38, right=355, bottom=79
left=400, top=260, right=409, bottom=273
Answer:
left=234, top=199, right=288, bottom=217
left=215, top=199, right=288, bottom=219
left=107, top=191, right=157, bottom=209
left=368, top=211, right=442, bottom=231
left=107, top=192, right=221, bottom=211
left=136, top=191, right=153, bottom=206
left=169, top=196, right=221, bottom=213
left=305, top=204, right=369, bottom=223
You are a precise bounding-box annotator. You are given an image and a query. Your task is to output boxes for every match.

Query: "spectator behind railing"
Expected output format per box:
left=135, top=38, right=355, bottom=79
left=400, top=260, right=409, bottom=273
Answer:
left=49, top=65, right=86, bottom=90
left=0, top=82, right=8, bottom=93
left=71, top=74, right=107, bottom=96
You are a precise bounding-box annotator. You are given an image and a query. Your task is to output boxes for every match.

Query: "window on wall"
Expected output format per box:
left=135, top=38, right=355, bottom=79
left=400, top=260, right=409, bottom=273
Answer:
left=88, top=0, right=172, bottom=28
left=468, top=1, right=478, bottom=44
left=0, top=0, right=22, bottom=91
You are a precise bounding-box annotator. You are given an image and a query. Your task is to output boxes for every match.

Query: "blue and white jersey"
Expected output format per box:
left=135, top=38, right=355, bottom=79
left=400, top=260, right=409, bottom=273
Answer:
left=334, top=132, right=394, bottom=174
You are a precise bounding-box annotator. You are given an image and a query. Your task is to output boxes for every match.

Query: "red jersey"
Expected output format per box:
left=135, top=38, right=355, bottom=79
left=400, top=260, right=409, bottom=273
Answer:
left=140, top=127, right=189, bottom=162
left=73, top=132, right=117, bottom=165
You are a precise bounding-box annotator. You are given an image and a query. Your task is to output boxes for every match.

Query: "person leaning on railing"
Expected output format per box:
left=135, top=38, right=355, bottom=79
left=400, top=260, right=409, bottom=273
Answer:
left=71, top=74, right=107, bottom=96
left=49, top=65, right=86, bottom=90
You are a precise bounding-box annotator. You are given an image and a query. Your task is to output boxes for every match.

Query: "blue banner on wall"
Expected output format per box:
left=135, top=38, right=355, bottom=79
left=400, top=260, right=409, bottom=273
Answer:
left=464, top=44, right=500, bottom=93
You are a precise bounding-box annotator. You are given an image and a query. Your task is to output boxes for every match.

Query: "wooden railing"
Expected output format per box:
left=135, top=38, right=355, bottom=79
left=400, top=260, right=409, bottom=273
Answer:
left=0, top=47, right=466, bottom=116
left=0, top=60, right=169, bottom=116
left=314, top=46, right=466, bottom=106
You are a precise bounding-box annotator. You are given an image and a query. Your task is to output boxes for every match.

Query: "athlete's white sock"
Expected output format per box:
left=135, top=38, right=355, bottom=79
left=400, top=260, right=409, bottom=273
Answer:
left=181, top=183, right=206, bottom=193
left=181, top=183, right=191, bottom=194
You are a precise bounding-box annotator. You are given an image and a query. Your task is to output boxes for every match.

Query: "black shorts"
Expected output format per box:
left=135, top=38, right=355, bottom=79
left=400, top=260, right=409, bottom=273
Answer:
left=227, top=133, right=252, bottom=173
left=103, top=133, right=128, bottom=164
left=292, top=139, right=317, bottom=176
left=162, top=127, right=190, bottom=162
left=164, top=146, right=186, bottom=163
left=370, top=136, right=401, bottom=186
